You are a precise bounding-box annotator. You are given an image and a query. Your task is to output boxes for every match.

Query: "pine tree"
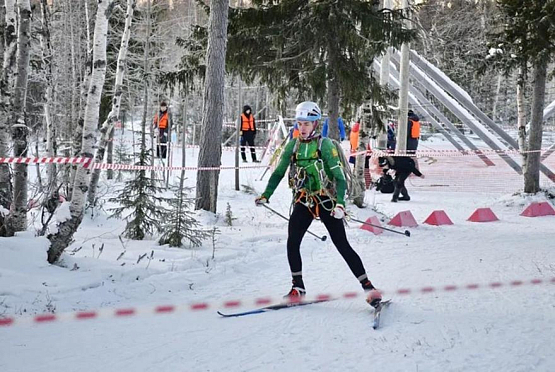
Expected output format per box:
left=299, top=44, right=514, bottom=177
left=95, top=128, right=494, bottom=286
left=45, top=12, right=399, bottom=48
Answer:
left=224, top=202, right=235, bottom=226
left=109, top=147, right=168, bottom=240
left=158, top=178, right=211, bottom=248
left=225, top=0, right=415, bottom=136
left=113, top=140, right=131, bottom=182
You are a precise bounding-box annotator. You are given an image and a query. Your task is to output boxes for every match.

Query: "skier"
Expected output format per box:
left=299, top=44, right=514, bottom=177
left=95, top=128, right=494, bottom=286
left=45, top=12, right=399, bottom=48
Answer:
left=254, top=101, right=382, bottom=307
left=240, top=105, right=259, bottom=163
left=379, top=155, right=424, bottom=202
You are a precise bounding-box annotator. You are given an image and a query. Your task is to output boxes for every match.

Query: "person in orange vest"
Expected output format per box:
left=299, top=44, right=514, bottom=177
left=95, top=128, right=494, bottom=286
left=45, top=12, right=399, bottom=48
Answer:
left=407, top=110, right=420, bottom=153
left=240, top=105, right=259, bottom=162
left=153, top=101, right=171, bottom=159
left=348, top=121, right=372, bottom=189
left=289, top=122, right=300, bottom=139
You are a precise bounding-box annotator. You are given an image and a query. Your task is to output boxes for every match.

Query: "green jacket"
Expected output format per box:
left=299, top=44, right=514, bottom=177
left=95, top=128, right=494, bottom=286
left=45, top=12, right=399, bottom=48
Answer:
left=262, top=136, right=347, bottom=206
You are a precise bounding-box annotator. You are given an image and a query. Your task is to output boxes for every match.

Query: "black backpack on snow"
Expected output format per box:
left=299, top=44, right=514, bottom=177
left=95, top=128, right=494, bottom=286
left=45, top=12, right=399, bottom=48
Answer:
left=375, top=173, right=394, bottom=194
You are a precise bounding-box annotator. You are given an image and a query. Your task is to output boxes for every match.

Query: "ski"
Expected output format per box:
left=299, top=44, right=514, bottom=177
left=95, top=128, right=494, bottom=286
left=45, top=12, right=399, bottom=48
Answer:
left=217, top=298, right=336, bottom=318
left=372, top=299, right=391, bottom=329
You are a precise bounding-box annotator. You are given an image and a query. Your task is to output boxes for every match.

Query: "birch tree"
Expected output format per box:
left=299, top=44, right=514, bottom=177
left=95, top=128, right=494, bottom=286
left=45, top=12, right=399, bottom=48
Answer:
left=87, top=0, right=136, bottom=207
left=69, top=0, right=93, bottom=200
left=0, top=0, right=17, bottom=235
left=5, top=0, right=32, bottom=234
left=39, top=0, right=57, bottom=201
left=47, top=0, right=115, bottom=263
left=195, top=0, right=229, bottom=212
left=516, top=66, right=527, bottom=174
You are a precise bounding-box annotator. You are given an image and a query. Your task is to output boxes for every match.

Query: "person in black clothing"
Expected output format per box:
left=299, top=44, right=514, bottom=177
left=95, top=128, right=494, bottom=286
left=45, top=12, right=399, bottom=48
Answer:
left=240, top=105, right=259, bottom=162
left=379, top=156, right=424, bottom=202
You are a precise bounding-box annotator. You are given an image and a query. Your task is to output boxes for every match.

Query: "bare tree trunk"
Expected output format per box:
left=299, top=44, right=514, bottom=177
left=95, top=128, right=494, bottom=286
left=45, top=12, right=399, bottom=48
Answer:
left=69, top=0, right=93, bottom=200
left=195, top=0, right=229, bottom=213
left=516, top=66, right=527, bottom=174
left=142, top=0, right=152, bottom=180
left=5, top=0, right=32, bottom=234
left=352, top=105, right=371, bottom=208
left=40, top=0, right=57, bottom=197
left=65, top=0, right=78, bottom=195
left=0, top=0, right=17, bottom=229
left=0, top=3, right=4, bottom=63
left=106, top=126, right=114, bottom=180
left=524, top=59, right=547, bottom=193
left=396, top=0, right=410, bottom=154
left=326, top=67, right=340, bottom=141
left=47, top=0, right=114, bottom=263
left=492, top=73, right=502, bottom=122
left=88, top=0, right=136, bottom=206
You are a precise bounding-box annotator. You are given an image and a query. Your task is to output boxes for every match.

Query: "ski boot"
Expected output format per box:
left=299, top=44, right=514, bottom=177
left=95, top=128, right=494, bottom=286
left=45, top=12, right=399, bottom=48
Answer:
left=284, top=277, right=306, bottom=300
left=361, top=280, right=383, bottom=308
left=284, top=287, right=306, bottom=302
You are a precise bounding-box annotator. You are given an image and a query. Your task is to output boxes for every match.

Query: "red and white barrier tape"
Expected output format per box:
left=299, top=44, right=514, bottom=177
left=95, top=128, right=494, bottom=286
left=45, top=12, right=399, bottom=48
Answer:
left=348, top=148, right=551, bottom=158
left=0, top=157, right=269, bottom=171
left=0, top=156, right=91, bottom=165
left=89, top=163, right=269, bottom=171
left=1, top=277, right=553, bottom=328
left=104, top=137, right=268, bottom=151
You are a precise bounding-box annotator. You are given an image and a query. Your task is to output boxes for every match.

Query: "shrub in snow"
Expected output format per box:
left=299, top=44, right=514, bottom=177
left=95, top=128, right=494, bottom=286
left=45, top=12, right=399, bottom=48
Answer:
left=158, top=178, right=211, bottom=248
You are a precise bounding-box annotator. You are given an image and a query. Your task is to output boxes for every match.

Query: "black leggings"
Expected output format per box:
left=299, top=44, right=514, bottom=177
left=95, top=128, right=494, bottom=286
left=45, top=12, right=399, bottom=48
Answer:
left=287, top=199, right=367, bottom=280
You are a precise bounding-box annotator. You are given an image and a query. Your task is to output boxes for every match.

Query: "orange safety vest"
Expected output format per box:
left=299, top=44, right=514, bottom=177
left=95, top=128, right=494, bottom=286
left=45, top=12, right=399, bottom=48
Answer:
left=292, top=128, right=300, bottom=139
left=154, top=112, right=169, bottom=129
left=410, top=119, right=420, bottom=139
left=350, top=122, right=360, bottom=152
left=241, top=113, right=255, bottom=131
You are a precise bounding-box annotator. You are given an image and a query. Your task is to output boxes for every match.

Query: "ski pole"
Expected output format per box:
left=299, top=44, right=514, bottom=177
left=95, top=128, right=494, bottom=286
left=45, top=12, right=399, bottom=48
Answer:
left=350, top=217, right=411, bottom=237
left=261, top=204, right=328, bottom=242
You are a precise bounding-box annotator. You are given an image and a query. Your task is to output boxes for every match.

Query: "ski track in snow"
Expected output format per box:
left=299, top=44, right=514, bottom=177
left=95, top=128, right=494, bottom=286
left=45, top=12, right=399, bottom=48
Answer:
left=1, top=133, right=555, bottom=372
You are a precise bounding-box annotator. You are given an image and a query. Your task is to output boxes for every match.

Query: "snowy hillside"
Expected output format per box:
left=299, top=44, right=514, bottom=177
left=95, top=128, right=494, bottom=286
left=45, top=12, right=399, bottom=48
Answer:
left=1, top=136, right=555, bottom=372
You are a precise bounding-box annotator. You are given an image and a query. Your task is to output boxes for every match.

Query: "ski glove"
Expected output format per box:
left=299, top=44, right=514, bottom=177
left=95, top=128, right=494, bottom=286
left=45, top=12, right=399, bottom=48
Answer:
left=331, top=205, right=346, bottom=219
left=255, top=196, right=268, bottom=206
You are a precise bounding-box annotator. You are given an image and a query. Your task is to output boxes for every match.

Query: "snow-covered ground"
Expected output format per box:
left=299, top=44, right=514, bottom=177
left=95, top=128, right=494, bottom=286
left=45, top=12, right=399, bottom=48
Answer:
left=1, top=132, right=555, bottom=372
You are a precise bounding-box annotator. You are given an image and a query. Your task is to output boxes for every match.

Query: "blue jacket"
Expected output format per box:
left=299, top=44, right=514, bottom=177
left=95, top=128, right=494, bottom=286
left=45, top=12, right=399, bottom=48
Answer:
left=322, top=117, right=346, bottom=141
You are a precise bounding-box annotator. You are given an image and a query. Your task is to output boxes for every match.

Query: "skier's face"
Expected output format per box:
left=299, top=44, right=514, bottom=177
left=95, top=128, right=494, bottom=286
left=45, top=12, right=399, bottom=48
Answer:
left=161, top=105, right=167, bottom=111
left=298, top=120, right=316, bottom=139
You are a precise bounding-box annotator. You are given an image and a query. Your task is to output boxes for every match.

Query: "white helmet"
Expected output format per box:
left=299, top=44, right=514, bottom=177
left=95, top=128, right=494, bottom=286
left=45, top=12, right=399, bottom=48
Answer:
left=295, top=101, right=322, bottom=122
